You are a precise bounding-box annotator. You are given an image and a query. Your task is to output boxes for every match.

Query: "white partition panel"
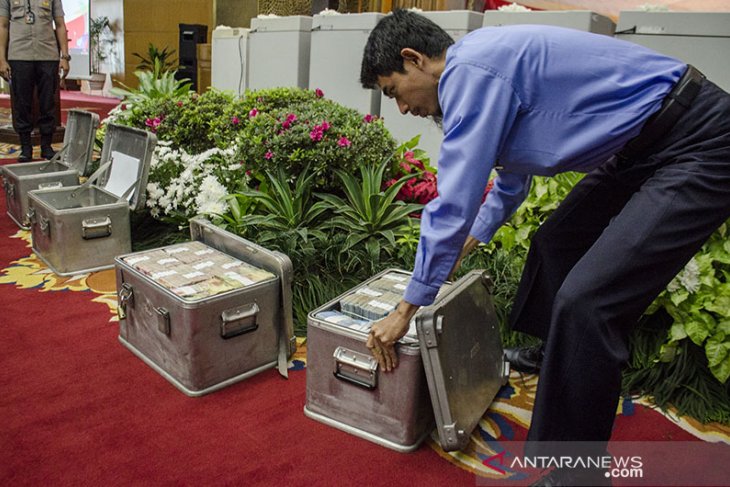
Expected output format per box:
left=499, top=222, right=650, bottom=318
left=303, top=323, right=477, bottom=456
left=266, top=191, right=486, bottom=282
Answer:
left=482, top=10, right=615, bottom=36
left=616, top=11, right=730, bottom=93
left=248, top=16, right=313, bottom=90
left=309, top=13, right=384, bottom=116
left=212, top=27, right=250, bottom=96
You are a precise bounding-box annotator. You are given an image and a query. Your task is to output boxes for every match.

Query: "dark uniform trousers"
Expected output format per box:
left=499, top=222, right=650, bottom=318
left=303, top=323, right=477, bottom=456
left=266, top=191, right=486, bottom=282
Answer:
left=9, top=60, right=59, bottom=140
left=509, top=78, right=730, bottom=445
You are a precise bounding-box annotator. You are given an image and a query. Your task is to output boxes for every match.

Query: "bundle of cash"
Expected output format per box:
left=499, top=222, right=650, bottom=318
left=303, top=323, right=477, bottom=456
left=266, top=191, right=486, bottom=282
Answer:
left=324, top=270, right=459, bottom=343
left=314, top=310, right=371, bottom=332
left=122, top=242, right=277, bottom=301
left=339, top=286, right=402, bottom=321
left=368, top=272, right=409, bottom=294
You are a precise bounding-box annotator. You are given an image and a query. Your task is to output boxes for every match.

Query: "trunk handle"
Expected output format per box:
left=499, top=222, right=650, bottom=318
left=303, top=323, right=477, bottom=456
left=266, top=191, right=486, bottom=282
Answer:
left=333, top=346, right=378, bottom=390
left=220, top=302, right=259, bottom=339
left=82, top=217, right=112, bottom=240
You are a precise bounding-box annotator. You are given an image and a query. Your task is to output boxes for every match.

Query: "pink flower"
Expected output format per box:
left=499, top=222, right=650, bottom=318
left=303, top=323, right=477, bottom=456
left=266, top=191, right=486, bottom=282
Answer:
left=315, top=88, right=324, bottom=98
left=231, top=116, right=240, bottom=125
left=309, top=121, right=330, bottom=142
left=145, top=117, right=162, bottom=133
left=337, top=136, right=351, bottom=147
left=310, top=127, right=323, bottom=142
left=282, top=114, right=296, bottom=130
left=249, top=108, right=259, bottom=118
left=264, top=151, right=273, bottom=160
left=363, top=114, right=374, bottom=123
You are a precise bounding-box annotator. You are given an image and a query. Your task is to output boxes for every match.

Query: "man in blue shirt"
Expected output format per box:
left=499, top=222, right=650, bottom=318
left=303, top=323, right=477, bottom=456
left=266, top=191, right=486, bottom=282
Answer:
left=361, top=9, right=730, bottom=485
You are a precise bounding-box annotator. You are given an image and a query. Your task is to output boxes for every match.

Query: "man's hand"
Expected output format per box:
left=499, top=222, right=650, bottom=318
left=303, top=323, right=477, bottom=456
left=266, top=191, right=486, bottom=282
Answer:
left=0, top=60, right=10, bottom=81
left=367, top=300, right=419, bottom=372
left=448, top=235, right=481, bottom=280
left=60, top=59, right=70, bottom=79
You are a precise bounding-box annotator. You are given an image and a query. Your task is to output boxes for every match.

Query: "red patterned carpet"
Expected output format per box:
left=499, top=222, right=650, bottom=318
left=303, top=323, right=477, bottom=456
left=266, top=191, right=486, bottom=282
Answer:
left=1, top=156, right=729, bottom=484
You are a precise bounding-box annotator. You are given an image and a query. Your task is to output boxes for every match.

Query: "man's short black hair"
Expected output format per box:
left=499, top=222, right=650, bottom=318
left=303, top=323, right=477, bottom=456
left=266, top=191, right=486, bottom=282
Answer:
left=360, top=9, right=454, bottom=89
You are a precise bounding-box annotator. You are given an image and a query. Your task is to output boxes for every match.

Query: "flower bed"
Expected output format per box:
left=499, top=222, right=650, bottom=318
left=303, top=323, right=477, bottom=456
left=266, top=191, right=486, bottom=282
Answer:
left=106, top=76, right=729, bottom=424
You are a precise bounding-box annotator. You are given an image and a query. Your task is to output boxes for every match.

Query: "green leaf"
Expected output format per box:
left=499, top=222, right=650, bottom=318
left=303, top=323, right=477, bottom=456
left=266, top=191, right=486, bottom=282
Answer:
left=705, top=335, right=729, bottom=368
left=669, top=321, right=688, bottom=342
left=709, top=354, right=730, bottom=383
left=685, top=319, right=711, bottom=346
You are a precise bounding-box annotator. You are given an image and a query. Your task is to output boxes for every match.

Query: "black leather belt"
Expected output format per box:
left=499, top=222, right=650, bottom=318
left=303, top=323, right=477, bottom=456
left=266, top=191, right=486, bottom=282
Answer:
left=619, top=64, right=705, bottom=160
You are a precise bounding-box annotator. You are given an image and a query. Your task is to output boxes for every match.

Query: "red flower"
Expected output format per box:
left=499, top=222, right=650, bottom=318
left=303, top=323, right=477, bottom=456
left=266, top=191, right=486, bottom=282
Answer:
left=315, top=88, right=324, bottom=98
left=481, top=179, right=494, bottom=203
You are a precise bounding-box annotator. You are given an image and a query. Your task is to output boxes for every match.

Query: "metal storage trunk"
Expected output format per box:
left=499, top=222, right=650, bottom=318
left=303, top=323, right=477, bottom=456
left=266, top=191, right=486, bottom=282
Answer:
left=2, top=110, right=99, bottom=229
left=27, top=124, right=156, bottom=276
left=115, top=218, right=296, bottom=396
left=304, top=269, right=507, bottom=452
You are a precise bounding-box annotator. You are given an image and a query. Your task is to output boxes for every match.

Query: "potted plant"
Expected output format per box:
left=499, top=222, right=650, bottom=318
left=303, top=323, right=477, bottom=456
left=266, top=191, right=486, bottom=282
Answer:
left=132, top=43, right=178, bottom=73
left=89, top=16, right=113, bottom=89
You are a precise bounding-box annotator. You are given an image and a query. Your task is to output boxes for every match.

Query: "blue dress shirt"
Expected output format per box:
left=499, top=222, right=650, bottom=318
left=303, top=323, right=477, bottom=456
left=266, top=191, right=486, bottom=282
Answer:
left=404, top=25, right=686, bottom=306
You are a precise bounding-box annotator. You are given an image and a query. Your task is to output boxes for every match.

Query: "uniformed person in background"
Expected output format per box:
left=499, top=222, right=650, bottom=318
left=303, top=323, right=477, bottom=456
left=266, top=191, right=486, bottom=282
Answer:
left=0, top=0, right=70, bottom=162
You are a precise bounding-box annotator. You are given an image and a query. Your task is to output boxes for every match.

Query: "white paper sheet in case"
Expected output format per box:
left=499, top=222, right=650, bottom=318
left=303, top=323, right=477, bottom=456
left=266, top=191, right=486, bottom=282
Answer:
left=104, top=151, right=140, bottom=201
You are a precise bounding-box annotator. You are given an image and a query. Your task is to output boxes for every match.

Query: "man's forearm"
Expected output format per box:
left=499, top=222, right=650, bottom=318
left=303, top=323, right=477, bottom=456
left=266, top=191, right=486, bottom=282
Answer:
left=54, top=22, right=68, bottom=56
left=0, top=23, right=9, bottom=63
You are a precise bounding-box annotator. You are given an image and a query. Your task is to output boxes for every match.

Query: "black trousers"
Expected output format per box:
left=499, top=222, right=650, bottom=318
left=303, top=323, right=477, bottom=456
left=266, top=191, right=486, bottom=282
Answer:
left=9, top=60, right=59, bottom=138
left=509, top=79, right=730, bottom=444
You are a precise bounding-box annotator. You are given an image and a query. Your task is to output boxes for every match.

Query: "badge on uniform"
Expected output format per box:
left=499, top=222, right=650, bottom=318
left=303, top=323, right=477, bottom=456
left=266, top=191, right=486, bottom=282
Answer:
left=25, top=11, right=35, bottom=24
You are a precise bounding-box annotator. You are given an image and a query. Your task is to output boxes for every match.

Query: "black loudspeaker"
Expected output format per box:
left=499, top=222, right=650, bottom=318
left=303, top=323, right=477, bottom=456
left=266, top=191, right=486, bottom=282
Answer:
left=177, top=24, right=208, bottom=91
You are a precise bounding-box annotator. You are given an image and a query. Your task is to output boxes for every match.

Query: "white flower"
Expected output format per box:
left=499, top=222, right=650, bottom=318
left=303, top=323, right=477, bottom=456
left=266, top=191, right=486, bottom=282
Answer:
left=668, top=257, right=700, bottom=294
left=638, top=4, right=670, bottom=12
left=147, top=182, right=164, bottom=201
left=498, top=3, right=532, bottom=12
left=195, top=175, right=229, bottom=216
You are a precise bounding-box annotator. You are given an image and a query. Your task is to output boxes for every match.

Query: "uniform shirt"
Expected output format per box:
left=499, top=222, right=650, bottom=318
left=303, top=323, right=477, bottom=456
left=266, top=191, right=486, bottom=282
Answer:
left=404, top=25, right=686, bottom=307
left=0, top=0, right=64, bottom=61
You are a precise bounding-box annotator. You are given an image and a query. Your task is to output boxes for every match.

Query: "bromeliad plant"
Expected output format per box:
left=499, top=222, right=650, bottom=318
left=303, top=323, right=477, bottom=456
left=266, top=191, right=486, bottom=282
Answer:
left=216, top=166, right=329, bottom=261
left=317, top=157, right=423, bottom=275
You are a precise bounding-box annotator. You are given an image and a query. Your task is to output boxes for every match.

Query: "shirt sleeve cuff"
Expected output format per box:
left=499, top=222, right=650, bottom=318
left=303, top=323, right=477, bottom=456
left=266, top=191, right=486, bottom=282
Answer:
left=469, top=216, right=499, bottom=245
left=404, top=277, right=440, bottom=307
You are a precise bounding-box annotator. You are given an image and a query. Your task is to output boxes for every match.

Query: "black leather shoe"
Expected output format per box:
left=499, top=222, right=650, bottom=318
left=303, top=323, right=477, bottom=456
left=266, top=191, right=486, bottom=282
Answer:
left=504, top=343, right=544, bottom=374
left=40, top=145, right=56, bottom=160
left=530, top=468, right=611, bottom=486
left=17, top=145, right=33, bottom=163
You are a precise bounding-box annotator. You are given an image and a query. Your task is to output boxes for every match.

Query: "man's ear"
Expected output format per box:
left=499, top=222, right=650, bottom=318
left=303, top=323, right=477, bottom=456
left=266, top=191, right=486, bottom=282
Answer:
left=400, top=48, right=424, bottom=68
